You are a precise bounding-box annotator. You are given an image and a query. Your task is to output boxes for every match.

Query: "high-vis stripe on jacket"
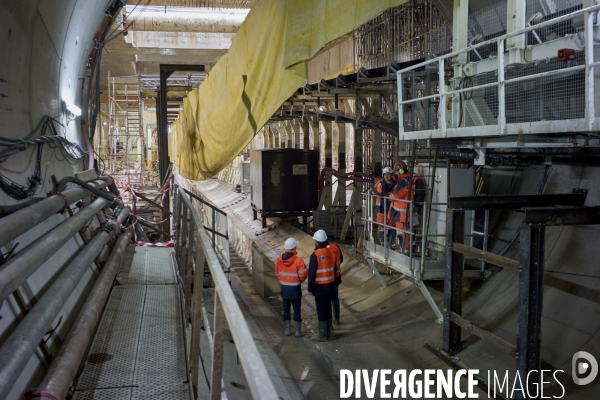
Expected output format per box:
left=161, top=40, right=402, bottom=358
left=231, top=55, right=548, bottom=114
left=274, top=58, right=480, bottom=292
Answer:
left=313, top=247, right=336, bottom=284
left=374, top=179, right=396, bottom=214
left=389, top=176, right=410, bottom=222
left=275, top=250, right=308, bottom=286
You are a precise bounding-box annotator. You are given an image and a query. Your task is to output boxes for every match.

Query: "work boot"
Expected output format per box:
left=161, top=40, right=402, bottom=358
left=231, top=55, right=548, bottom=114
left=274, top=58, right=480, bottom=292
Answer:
left=333, top=304, right=341, bottom=325
left=284, top=320, right=291, bottom=336
left=311, top=321, right=328, bottom=342
left=295, top=321, right=303, bottom=337
left=327, top=319, right=333, bottom=339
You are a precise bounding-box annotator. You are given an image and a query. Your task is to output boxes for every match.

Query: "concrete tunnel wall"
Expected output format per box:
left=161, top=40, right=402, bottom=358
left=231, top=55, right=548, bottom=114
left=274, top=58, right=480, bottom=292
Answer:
left=188, top=161, right=600, bottom=397
left=0, top=2, right=111, bottom=398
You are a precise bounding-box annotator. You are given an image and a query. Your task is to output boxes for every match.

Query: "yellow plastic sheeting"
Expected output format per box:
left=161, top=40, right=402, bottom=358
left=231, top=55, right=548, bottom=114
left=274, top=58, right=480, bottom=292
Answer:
left=172, top=0, right=408, bottom=180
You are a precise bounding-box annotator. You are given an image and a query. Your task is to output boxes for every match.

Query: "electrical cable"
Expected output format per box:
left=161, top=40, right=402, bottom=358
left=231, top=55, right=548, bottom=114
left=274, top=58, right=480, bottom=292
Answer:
left=0, top=115, right=49, bottom=144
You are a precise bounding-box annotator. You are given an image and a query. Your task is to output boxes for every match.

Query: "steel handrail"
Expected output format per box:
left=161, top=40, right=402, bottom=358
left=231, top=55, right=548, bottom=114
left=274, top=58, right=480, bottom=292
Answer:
left=397, top=4, right=600, bottom=75
left=176, top=185, right=278, bottom=400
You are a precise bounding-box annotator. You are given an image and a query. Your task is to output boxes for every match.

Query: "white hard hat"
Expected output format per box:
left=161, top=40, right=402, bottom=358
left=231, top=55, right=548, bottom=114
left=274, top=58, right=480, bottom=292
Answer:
left=313, top=229, right=327, bottom=242
left=382, top=167, right=393, bottom=175
left=284, top=238, right=298, bottom=250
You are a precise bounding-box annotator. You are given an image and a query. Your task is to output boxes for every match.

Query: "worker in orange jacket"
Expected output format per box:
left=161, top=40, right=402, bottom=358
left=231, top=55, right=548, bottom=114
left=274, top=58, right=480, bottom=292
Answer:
left=308, top=230, right=337, bottom=342
left=372, top=166, right=396, bottom=246
left=275, top=238, right=308, bottom=337
left=389, top=160, right=411, bottom=251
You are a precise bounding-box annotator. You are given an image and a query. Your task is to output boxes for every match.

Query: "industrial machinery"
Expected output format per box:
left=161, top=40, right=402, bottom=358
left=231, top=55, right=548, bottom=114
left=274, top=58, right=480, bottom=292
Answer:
left=250, top=149, right=319, bottom=227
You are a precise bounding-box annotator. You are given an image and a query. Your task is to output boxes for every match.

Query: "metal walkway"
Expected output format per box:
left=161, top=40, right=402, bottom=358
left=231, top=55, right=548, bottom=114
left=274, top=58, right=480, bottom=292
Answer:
left=73, top=247, right=190, bottom=400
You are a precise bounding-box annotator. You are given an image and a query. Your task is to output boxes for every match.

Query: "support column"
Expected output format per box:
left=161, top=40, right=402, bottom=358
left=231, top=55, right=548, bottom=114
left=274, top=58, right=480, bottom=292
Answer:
left=309, top=116, right=320, bottom=157
left=452, top=0, right=469, bottom=68
left=372, top=130, right=382, bottom=176
left=302, top=117, right=310, bottom=150
left=283, top=122, right=292, bottom=148
left=336, top=122, right=346, bottom=209
left=516, top=224, right=545, bottom=398
left=507, top=0, right=526, bottom=64
left=275, top=128, right=281, bottom=148
left=353, top=121, right=363, bottom=176
left=292, top=119, right=301, bottom=149
left=443, top=209, right=465, bottom=355
left=322, top=121, right=333, bottom=211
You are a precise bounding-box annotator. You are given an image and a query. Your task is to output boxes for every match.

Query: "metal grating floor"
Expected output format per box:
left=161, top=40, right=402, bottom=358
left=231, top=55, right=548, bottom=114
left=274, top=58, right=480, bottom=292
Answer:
left=74, top=247, right=189, bottom=400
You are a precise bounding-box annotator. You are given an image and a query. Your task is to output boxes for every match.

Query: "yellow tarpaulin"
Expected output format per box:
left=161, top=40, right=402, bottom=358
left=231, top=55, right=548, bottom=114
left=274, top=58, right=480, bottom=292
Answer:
left=171, top=0, right=407, bottom=180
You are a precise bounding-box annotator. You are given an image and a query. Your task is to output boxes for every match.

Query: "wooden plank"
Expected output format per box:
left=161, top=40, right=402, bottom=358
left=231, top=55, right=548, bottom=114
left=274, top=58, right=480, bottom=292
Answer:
left=452, top=242, right=519, bottom=271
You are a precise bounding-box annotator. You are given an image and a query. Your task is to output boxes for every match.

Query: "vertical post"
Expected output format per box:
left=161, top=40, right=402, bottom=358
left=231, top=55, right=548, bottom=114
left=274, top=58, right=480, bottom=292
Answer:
left=438, top=59, right=447, bottom=135
left=372, top=130, right=382, bottom=176
left=516, top=224, right=545, bottom=398
left=190, top=226, right=205, bottom=399
left=353, top=115, right=363, bottom=247
left=293, top=119, right=301, bottom=149
left=323, top=121, right=333, bottom=211
left=210, top=294, right=225, bottom=400
left=185, top=222, right=195, bottom=314
left=498, top=39, right=506, bottom=135
left=175, top=191, right=183, bottom=260
left=482, top=209, right=490, bottom=275
left=302, top=117, right=310, bottom=150
left=443, top=209, right=465, bottom=355
left=180, top=203, right=189, bottom=279
left=310, top=116, right=320, bottom=161
left=337, top=122, right=347, bottom=209
left=158, top=67, right=172, bottom=240
left=506, top=0, right=526, bottom=64
left=397, top=72, right=404, bottom=140
left=212, top=208, right=216, bottom=250
left=158, top=68, right=170, bottom=186
left=585, top=11, right=595, bottom=130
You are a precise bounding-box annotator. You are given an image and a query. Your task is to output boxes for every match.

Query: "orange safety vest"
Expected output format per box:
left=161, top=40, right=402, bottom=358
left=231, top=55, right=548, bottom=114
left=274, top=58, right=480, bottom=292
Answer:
left=374, top=180, right=384, bottom=207
left=329, top=243, right=342, bottom=279
left=390, top=175, right=410, bottom=216
left=313, top=246, right=336, bottom=285
left=275, top=251, right=308, bottom=286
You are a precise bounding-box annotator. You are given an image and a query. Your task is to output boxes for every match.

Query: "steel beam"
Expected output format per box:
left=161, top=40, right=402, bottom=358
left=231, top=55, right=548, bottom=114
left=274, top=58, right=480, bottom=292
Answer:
left=516, top=224, right=545, bottom=398
left=443, top=209, right=466, bottom=355
left=448, top=190, right=588, bottom=210
left=524, top=206, right=600, bottom=226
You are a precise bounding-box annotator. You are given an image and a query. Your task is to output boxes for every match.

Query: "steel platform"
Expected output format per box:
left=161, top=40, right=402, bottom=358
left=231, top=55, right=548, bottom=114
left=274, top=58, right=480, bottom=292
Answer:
left=73, top=247, right=190, bottom=400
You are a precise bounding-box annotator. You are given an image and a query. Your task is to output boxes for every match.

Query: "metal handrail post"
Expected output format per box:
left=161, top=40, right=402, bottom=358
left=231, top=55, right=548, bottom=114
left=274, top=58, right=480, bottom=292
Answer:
left=420, top=200, right=428, bottom=279
left=212, top=208, right=216, bottom=251
left=482, top=209, right=490, bottom=276
left=210, top=294, right=226, bottom=400
left=409, top=201, right=414, bottom=276
left=585, top=10, right=596, bottom=130
left=178, top=186, right=278, bottom=400
left=189, top=223, right=205, bottom=399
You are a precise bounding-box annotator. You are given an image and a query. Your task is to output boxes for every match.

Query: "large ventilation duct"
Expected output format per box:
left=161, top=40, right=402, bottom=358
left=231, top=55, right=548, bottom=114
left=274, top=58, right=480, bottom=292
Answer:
left=126, top=9, right=248, bottom=33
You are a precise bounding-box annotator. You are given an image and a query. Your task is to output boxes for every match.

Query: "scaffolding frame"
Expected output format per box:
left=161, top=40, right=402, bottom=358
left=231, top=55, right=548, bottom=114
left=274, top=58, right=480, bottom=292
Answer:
left=108, top=73, right=147, bottom=190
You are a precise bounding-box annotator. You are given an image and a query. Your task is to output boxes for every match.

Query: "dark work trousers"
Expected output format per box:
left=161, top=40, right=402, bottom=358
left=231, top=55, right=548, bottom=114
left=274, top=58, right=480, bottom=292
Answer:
left=315, top=294, right=333, bottom=322
left=331, top=284, right=339, bottom=308
left=282, top=298, right=302, bottom=322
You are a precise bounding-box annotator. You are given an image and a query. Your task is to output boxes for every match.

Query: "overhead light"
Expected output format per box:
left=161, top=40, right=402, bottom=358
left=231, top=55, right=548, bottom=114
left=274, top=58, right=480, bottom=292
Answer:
left=63, top=101, right=82, bottom=117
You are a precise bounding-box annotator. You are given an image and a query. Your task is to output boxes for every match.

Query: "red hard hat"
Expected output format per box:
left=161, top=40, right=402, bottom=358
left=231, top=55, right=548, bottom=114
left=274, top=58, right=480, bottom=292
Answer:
left=394, top=160, right=408, bottom=172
